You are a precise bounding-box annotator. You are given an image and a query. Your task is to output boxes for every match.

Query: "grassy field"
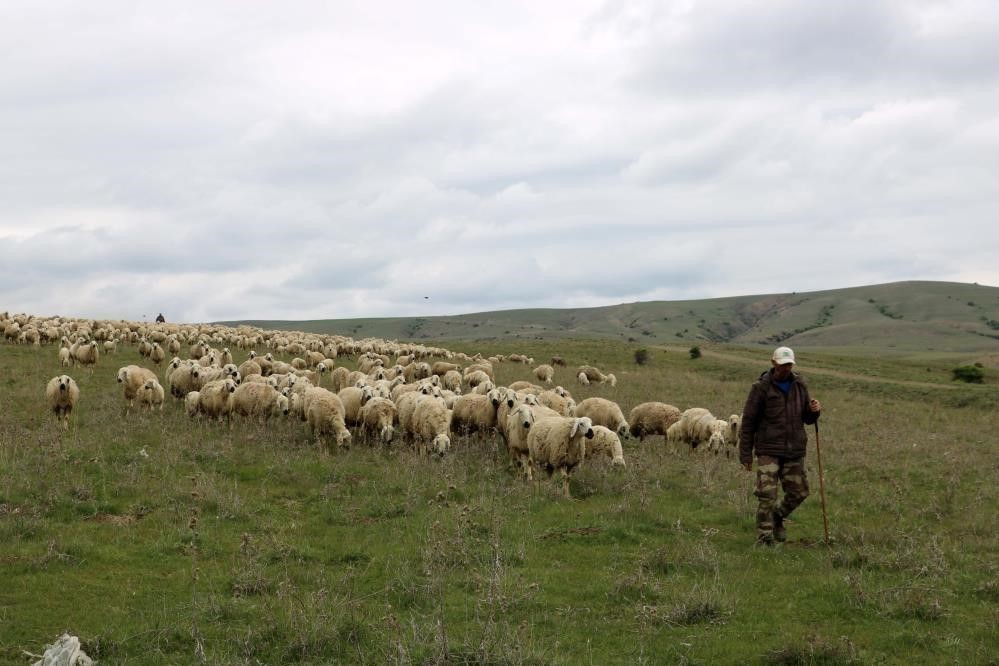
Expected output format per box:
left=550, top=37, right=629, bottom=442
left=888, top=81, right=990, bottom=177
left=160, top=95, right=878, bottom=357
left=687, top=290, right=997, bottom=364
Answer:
left=1, top=337, right=997, bottom=664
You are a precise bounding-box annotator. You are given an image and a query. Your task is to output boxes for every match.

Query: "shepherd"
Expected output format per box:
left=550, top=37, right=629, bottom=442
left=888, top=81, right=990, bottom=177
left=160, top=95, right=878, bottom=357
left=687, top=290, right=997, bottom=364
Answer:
left=155, top=313, right=165, bottom=323
left=739, top=346, right=822, bottom=545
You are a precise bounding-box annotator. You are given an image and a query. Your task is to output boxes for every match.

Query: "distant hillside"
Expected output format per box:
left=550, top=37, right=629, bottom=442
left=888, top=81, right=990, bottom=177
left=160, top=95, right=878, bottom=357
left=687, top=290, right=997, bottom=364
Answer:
left=221, top=281, right=999, bottom=353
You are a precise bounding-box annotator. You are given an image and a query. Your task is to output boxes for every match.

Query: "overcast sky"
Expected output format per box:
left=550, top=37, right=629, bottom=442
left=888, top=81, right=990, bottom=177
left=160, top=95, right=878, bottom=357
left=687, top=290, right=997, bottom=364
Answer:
left=2, top=1, right=997, bottom=323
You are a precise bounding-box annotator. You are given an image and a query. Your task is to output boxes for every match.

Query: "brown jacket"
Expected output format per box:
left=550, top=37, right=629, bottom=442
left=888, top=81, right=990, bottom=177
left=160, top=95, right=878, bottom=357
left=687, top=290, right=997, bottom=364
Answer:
left=739, top=369, right=818, bottom=465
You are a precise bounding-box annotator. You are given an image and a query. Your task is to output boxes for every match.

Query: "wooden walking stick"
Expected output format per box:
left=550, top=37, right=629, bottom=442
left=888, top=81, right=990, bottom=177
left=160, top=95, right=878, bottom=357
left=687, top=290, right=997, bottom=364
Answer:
left=814, top=421, right=830, bottom=543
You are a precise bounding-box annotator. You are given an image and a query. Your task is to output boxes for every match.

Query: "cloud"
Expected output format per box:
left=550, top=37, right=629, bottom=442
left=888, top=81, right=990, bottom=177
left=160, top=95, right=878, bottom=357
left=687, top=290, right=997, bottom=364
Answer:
left=0, top=0, right=996, bottom=322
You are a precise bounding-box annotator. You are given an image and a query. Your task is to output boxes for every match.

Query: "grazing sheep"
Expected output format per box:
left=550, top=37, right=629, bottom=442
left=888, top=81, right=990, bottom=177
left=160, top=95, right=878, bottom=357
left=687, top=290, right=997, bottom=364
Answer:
left=577, top=372, right=590, bottom=386
left=463, top=363, right=495, bottom=382
left=587, top=425, right=626, bottom=467
left=304, top=387, right=352, bottom=448
left=526, top=416, right=595, bottom=497
left=230, top=382, right=289, bottom=419
left=185, top=391, right=201, bottom=417
left=628, top=402, right=682, bottom=443
left=237, top=359, right=262, bottom=379
left=505, top=404, right=536, bottom=478
left=168, top=362, right=200, bottom=398
left=574, top=397, right=629, bottom=439
left=441, top=370, right=463, bottom=393
left=508, top=381, right=544, bottom=395
left=139, top=378, right=165, bottom=411
left=70, top=339, right=100, bottom=368
left=149, top=343, right=166, bottom=367
left=675, top=407, right=725, bottom=451
left=117, top=365, right=158, bottom=409
left=330, top=366, right=351, bottom=392
left=464, top=370, right=491, bottom=389
left=412, top=397, right=452, bottom=455
left=470, top=380, right=496, bottom=395
left=451, top=390, right=501, bottom=436
left=46, top=375, right=79, bottom=429
left=338, top=386, right=375, bottom=426
left=551, top=355, right=566, bottom=367
left=361, top=397, right=397, bottom=444
left=538, top=390, right=575, bottom=417
left=706, top=419, right=731, bottom=455
left=533, top=364, right=555, bottom=384
left=196, top=378, right=238, bottom=419
left=431, top=361, right=460, bottom=376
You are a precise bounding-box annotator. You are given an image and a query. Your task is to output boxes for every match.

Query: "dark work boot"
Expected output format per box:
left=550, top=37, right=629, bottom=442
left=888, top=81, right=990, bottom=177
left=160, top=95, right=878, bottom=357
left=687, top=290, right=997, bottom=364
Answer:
left=773, top=511, right=787, bottom=543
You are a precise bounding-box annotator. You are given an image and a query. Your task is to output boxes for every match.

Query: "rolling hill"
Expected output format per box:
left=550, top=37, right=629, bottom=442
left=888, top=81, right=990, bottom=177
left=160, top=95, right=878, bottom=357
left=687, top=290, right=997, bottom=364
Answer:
left=222, top=280, right=999, bottom=354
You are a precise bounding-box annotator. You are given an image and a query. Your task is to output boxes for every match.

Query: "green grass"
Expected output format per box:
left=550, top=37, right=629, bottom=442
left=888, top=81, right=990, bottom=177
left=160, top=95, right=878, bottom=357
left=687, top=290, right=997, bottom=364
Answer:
left=1, top=337, right=997, bottom=664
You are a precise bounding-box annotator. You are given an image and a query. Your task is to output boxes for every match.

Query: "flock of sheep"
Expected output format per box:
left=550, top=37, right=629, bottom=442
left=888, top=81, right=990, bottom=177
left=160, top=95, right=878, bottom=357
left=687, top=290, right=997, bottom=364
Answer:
left=11, top=310, right=742, bottom=498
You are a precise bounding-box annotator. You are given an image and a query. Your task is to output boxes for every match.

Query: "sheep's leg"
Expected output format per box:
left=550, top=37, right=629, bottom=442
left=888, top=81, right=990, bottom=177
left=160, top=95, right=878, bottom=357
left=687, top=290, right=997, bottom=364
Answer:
left=561, top=469, right=571, bottom=498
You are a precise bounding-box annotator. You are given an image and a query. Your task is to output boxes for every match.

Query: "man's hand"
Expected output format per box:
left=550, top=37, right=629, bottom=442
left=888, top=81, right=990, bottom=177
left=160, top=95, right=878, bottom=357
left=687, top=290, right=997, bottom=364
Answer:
left=809, top=399, right=822, bottom=413
left=742, top=463, right=752, bottom=472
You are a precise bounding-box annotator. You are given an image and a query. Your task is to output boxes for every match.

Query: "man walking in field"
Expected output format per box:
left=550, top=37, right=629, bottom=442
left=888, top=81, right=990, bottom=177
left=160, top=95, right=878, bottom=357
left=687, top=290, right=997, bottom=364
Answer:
left=740, top=346, right=822, bottom=545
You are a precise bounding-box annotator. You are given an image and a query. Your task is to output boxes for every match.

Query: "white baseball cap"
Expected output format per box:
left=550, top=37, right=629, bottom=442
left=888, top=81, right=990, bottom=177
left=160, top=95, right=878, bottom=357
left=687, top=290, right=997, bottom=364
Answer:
left=772, top=346, right=795, bottom=365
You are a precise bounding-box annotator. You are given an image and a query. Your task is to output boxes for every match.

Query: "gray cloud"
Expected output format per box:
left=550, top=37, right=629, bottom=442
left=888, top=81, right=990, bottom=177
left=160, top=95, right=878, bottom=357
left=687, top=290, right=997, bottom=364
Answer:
left=0, top=0, right=996, bottom=322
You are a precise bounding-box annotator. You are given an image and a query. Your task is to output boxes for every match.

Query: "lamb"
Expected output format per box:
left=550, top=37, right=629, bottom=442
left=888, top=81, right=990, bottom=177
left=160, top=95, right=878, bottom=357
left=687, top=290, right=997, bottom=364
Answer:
left=450, top=389, right=502, bottom=436
left=577, top=372, right=590, bottom=386
left=338, top=386, right=375, bottom=426
left=586, top=425, right=626, bottom=467
left=304, top=387, right=352, bottom=448
left=505, top=404, right=536, bottom=478
left=470, top=380, right=496, bottom=395
left=577, top=365, right=606, bottom=383
left=526, top=416, right=595, bottom=497
left=361, top=397, right=397, bottom=444
left=103, top=339, right=117, bottom=355
left=573, top=397, right=629, bottom=438
left=628, top=402, right=682, bottom=443
left=230, top=382, right=289, bottom=420
left=727, top=414, right=742, bottom=453
left=706, top=419, right=732, bottom=455
left=195, top=378, right=238, bottom=419
left=138, top=378, right=165, bottom=411
left=46, top=375, right=79, bottom=429
left=58, top=347, right=72, bottom=367
left=117, top=365, right=158, bottom=409
left=533, top=364, right=555, bottom=384
left=412, top=396, right=452, bottom=455
left=185, top=391, right=201, bottom=417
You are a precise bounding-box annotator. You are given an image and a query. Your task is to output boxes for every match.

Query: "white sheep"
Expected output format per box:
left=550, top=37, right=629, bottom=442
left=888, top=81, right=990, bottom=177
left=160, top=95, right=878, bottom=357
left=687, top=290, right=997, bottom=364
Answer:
left=196, top=378, right=238, bottom=419
left=628, top=402, right=682, bottom=443
left=185, top=391, right=201, bottom=417
left=138, top=378, right=165, bottom=411
left=587, top=425, right=626, bottom=467
left=451, top=389, right=501, bottom=436
left=117, top=365, right=158, bottom=409
left=537, top=390, right=574, bottom=417
left=361, top=397, right=397, bottom=444
left=442, top=370, right=463, bottom=393
left=464, top=370, right=492, bottom=389
left=304, top=387, right=351, bottom=448
left=675, top=407, right=726, bottom=451
left=412, top=396, right=452, bottom=455
left=470, top=380, right=496, bottom=395
left=576, top=371, right=590, bottom=386
left=526, top=416, right=595, bottom=497
left=508, top=381, right=544, bottom=394
left=505, top=404, right=536, bottom=478
left=58, top=347, right=71, bottom=367
left=338, top=386, right=375, bottom=426
left=70, top=339, right=100, bottom=368
left=230, top=382, right=289, bottom=420
left=533, top=364, right=555, bottom=384
left=46, top=374, right=79, bottom=429
left=573, top=397, right=629, bottom=439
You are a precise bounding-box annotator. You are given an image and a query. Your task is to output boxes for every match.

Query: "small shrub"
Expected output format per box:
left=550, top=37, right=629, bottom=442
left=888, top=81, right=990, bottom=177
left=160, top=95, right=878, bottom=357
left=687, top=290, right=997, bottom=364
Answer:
left=634, top=349, right=649, bottom=365
left=689, top=346, right=702, bottom=359
left=952, top=365, right=984, bottom=383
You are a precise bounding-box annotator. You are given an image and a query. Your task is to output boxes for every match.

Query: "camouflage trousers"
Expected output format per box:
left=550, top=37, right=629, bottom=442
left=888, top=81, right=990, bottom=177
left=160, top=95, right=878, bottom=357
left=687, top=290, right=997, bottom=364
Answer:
left=755, top=455, right=810, bottom=540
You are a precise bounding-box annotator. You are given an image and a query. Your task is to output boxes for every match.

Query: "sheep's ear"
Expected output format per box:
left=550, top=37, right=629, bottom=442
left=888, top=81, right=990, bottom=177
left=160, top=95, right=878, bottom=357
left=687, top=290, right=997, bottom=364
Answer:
left=570, top=419, right=580, bottom=438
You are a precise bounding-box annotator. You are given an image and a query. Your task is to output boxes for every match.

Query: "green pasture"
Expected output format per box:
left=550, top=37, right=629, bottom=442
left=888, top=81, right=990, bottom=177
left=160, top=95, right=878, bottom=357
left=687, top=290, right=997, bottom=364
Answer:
left=1, top=338, right=996, bottom=664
